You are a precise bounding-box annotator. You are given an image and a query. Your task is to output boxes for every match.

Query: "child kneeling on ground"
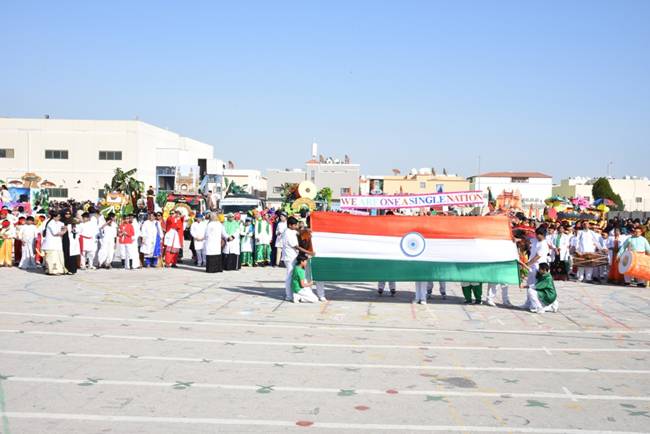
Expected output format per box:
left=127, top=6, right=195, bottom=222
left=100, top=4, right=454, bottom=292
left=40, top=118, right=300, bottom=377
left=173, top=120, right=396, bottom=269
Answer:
left=291, top=254, right=318, bottom=303
left=523, top=262, right=559, bottom=314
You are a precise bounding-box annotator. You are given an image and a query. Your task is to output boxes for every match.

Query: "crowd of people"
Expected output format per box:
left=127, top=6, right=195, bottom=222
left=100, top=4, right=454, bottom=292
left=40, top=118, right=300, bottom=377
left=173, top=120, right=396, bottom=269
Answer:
left=1, top=194, right=649, bottom=313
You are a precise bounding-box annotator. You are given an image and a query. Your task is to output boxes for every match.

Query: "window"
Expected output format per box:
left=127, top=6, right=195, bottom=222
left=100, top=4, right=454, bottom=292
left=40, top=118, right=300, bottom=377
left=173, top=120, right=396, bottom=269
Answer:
left=46, top=188, right=68, bottom=198
left=435, top=184, right=444, bottom=193
left=340, top=187, right=351, bottom=195
left=511, top=177, right=529, bottom=183
left=636, top=197, right=643, bottom=203
left=419, top=182, right=426, bottom=189
left=45, top=149, right=68, bottom=159
left=273, top=186, right=283, bottom=193
left=98, top=189, right=106, bottom=198
left=99, top=151, right=122, bottom=160
left=0, top=148, right=14, bottom=158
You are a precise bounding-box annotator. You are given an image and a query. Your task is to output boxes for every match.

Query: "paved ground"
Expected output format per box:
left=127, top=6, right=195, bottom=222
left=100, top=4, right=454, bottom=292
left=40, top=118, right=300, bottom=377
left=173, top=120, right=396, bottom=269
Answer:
left=1, top=262, right=650, bottom=434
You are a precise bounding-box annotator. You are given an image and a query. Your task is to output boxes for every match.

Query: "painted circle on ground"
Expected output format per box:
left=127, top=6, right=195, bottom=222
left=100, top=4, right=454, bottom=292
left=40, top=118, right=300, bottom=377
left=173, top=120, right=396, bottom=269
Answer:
left=400, top=232, right=426, bottom=257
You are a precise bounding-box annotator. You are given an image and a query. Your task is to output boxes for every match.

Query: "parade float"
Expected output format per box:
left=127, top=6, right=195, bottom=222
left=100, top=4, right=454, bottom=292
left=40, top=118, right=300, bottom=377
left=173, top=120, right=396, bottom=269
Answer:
left=1, top=173, right=51, bottom=214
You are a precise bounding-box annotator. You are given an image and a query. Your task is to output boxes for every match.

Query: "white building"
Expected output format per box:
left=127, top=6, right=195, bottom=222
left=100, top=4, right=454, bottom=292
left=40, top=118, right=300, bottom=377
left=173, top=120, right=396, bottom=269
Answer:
left=0, top=117, right=223, bottom=200
left=553, top=176, right=650, bottom=211
left=468, top=171, right=553, bottom=210
left=224, top=169, right=267, bottom=198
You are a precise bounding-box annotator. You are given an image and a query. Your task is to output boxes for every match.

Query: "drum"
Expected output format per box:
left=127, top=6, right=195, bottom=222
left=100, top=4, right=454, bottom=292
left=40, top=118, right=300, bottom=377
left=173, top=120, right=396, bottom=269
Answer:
left=618, top=251, right=650, bottom=281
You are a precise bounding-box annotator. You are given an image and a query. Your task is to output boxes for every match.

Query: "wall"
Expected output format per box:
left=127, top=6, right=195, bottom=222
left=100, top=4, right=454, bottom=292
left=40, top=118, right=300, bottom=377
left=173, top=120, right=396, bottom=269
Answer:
left=0, top=118, right=216, bottom=200
left=265, top=169, right=307, bottom=202
left=306, top=163, right=360, bottom=199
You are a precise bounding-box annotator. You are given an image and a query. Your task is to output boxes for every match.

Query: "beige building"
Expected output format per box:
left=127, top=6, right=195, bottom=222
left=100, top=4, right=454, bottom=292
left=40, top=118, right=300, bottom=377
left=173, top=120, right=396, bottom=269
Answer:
left=553, top=176, right=650, bottom=211
left=0, top=117, right=222, bottom=200
left=379, top=174, right=470, bottom=195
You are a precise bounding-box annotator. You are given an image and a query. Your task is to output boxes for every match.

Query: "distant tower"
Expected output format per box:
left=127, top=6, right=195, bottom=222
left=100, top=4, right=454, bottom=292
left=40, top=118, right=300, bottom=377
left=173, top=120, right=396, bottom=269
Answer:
left=311, top=141, right=318, bottom=159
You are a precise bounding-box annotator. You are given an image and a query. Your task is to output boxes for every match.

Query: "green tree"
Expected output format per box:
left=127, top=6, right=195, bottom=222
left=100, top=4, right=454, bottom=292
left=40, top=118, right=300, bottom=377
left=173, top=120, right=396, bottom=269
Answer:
left=103, top=168, right=145, bottom=210
left=592, top=177, right=624, bottom=210
left=316, top=187, right=333, bottom=210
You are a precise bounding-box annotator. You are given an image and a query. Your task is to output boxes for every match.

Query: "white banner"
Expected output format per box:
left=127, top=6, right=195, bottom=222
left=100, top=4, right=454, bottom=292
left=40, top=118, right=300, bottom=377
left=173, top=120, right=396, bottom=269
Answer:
left=340, top=190, right=484, bottom=210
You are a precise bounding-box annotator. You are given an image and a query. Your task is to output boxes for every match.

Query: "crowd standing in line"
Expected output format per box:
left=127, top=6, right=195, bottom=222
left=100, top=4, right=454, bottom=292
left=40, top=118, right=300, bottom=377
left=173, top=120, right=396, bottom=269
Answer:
left=2, top=188, right=649, bottom=314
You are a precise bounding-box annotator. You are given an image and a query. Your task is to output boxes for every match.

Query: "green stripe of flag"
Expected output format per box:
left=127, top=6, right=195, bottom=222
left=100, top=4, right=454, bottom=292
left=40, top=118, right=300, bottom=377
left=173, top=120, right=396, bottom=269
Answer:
left=311, top=257, right=520, bottom=285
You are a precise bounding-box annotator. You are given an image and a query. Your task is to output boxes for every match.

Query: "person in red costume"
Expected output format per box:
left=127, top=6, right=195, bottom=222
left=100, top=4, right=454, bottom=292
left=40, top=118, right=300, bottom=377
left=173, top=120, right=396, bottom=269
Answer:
left=164, top=210, right=185, bottom=267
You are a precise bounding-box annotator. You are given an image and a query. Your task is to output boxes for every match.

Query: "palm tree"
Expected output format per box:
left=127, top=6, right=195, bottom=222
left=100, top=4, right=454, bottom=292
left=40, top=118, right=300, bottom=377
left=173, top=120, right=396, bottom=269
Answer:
left=224, top=177, right=249, bottom=196
left=103, top=168, right=145, bottom=210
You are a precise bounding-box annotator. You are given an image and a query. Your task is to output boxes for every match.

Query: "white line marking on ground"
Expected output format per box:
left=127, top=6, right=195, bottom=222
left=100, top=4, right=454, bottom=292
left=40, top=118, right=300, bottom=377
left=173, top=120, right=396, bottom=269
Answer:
left=2, top=329, right=648, bottom=353
left=562, top=386, right=578, bottom=402
left=5, top=376, right=650, bottom=402
left=2, top=350, right=649, bottom=374
left=1, top=412, right=646, bottom=433
left=2, top=311, right=648, bottom=335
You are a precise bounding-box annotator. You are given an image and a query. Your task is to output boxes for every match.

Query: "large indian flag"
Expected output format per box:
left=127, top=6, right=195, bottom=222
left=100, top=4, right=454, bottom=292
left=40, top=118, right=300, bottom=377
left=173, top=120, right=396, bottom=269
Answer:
left=311, top=212, right=520, bottom=284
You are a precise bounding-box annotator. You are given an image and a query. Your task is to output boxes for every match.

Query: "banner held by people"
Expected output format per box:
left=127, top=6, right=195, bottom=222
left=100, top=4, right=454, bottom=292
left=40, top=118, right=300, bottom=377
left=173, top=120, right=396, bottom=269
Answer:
left=310, top=212, right=519, bottom=284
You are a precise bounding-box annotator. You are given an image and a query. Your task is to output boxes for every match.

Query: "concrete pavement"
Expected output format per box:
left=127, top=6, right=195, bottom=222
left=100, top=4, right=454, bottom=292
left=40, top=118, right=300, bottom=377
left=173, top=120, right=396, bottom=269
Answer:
left=1, top=264, right=649, bottom=433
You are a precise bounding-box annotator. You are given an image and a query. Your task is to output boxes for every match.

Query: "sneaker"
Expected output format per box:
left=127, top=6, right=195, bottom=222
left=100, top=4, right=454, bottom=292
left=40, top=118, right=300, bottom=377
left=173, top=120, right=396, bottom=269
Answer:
left=377, top=290, right=384, bottom=296
left=503, top=300, right=513, bottom=307
left=420, top=300, right=427, bottom=305
left=486, top=299, right=496, bottom=307
left=318, top=297, right=328, bottom=302
left=530, top=307, right=544, bottom=314
left=637, top=283, right=646, bottom=288
left=550, top=301, right=559, bottom=313
left=474, top=300, right=482, bottom=305
left=464, top=300, right=472, bottom=304
left=390, top=290, right=396, bottom=297
left=441, top=294, right=447, bottom=300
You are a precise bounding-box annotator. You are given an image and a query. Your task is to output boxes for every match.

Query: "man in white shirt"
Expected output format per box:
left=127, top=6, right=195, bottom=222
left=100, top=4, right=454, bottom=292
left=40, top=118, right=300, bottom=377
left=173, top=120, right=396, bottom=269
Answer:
left=575, top=222, right=600, bottom=282
left=282, top=217, right=301, bottom=301
left=79, top=212, right=99, bottom=269
left=18, top=216, right=38, bottom=269
left=190, top=214, right=208, bottom=267
left=204, top=213, right=229, bottom=273
left=42, top=211, right=67, bottom=275
left=521, top=227, right=550, bottom=310
left=97, top=213, right=118, bottom=269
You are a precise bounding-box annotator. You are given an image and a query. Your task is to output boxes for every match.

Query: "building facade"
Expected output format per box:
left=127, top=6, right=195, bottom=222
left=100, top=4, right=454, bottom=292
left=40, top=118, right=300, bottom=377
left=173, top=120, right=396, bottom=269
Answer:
left=469, top=171, right=553, bottom=210
left=265, top=169, right=308, bottom=206
left=553, top=177, right=650, bottom=211
left=305, top=159, right=360, bottom=200
left=0, top=117, right=222, bottom=200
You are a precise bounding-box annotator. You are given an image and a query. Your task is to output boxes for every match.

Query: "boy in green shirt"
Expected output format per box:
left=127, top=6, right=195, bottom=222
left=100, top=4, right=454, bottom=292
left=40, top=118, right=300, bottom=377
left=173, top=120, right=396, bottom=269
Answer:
left=291, top=254, right=318, bottom=303
left=524, top=263, right=559, bottom=314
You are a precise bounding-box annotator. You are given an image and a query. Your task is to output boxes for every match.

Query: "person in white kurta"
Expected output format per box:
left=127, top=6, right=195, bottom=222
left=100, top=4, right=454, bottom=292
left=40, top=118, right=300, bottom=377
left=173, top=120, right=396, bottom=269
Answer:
left=521, top=228, right=550, bottom=310
left=97, top=218, right=118, bottom=269
left=130, top=215, right=142, bottom=268
left=204, top=214, right=228, bottom=273
left=140, top=213, right=163, bottom=267
left=79, top=213, right=99, bottom=269
left=18, top=217, right=38, bottom=269
left=190, top=215, right=208, bottom=267
left=575, top=224, right=600, bottom=282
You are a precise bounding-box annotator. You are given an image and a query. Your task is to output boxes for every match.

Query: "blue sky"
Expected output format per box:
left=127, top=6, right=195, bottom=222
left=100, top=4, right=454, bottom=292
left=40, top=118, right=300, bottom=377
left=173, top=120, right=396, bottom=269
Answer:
left=1, top=0, right=648, bottom=180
